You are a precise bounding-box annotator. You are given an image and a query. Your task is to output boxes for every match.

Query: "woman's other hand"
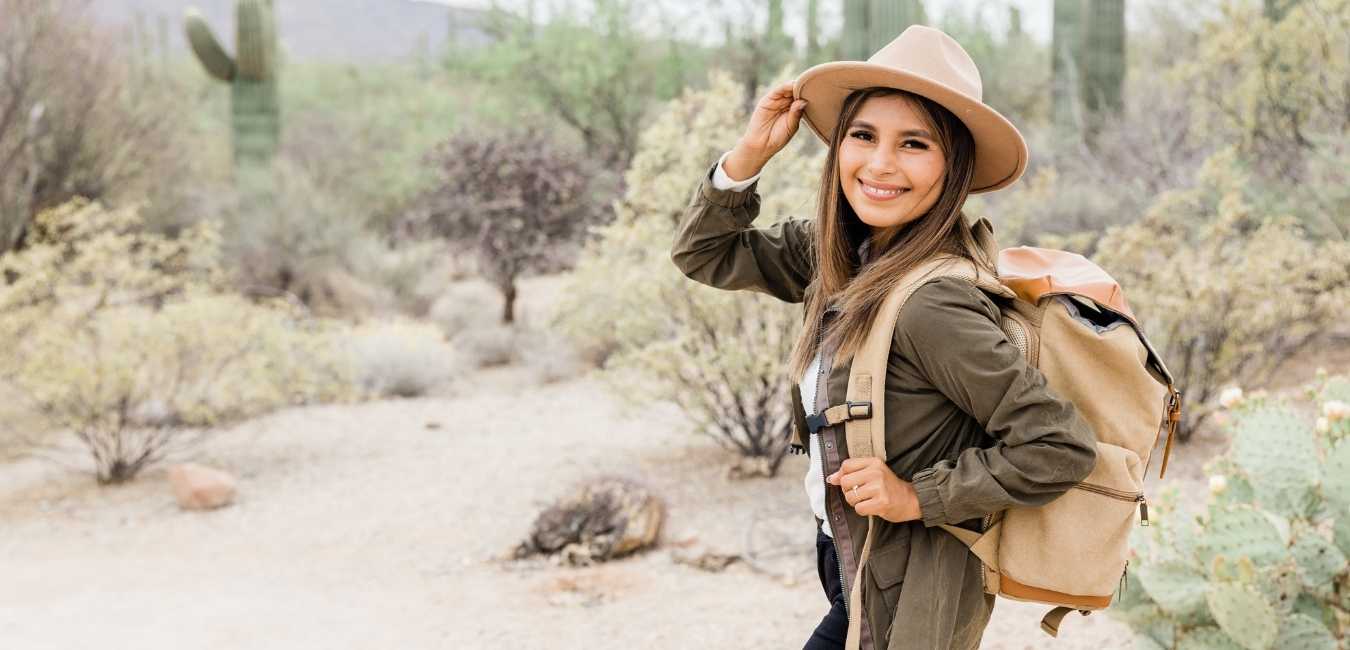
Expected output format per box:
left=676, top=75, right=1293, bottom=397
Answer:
left=828, top=458, right=922, bottom=523
left=725, top=81, right=808, bottom=181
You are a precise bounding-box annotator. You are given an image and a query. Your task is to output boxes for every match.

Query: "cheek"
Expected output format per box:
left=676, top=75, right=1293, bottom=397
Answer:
left=909, top=154, right=946, bottom=190
left=836, top=147, right=864, bottom=177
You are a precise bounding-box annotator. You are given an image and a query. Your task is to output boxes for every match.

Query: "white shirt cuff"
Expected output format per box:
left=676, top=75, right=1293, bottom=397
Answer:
left=711, top=150, right=762, bottom=192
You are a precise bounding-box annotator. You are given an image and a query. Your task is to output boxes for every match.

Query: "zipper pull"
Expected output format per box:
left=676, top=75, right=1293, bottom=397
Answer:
left=1138, top=496, right=1149, bottom=526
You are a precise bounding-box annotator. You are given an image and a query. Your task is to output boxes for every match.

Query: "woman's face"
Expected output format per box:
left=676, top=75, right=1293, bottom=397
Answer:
left=837, top=95, right=946, bottom=233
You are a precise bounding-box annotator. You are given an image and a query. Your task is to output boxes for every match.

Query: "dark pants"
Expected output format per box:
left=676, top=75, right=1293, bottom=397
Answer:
left=803, top=527, right=848, bottom=649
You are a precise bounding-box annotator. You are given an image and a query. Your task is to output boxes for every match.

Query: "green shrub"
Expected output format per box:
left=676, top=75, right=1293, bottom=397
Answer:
left=1094, top=147, right=1350, bottom=440
left=1112, top=371, right=1350, bottom=649
left=0, top=199, right=357, bottom=483
left=553, top=69, right=822, bottom=475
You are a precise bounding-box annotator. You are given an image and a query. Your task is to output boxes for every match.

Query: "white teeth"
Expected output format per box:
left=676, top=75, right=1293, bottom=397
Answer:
left=860, top=181, right=905, bottom=198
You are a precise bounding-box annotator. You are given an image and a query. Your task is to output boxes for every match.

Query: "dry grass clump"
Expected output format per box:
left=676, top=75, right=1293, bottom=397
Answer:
left=347, top=318, right=458, bottom=398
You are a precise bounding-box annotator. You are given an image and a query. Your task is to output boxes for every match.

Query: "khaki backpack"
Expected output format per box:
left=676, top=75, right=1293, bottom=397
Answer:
left=826, top=218, right=1182, bottom=647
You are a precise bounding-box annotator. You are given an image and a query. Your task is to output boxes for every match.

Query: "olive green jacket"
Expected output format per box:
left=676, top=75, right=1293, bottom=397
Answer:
left=669, top=161, right=1098, bottom=650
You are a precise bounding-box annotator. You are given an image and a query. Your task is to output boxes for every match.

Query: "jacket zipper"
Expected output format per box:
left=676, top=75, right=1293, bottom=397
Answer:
left=813, top=313, right=850, bottom=622
left=1071, top=482, right=1149, bottom=526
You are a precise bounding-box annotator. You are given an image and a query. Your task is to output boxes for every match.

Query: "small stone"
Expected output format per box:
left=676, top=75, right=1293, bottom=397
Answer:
left=167, top=463, right=237, bottom=510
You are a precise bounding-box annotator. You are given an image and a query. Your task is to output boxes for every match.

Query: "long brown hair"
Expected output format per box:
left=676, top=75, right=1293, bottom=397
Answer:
left=786, top=87, right=995, bottom=381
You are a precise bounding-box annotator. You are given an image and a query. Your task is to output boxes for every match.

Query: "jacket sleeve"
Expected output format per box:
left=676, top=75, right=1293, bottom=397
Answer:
left=669, top=160, right=815, bottom=304
left=898, top=277, right=1098, bottom=528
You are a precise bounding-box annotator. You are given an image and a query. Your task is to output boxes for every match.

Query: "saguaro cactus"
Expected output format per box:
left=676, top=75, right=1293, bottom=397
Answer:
left=842, top=0, right=926, bottom=61
left=1051, top=0, right=1084, bottom=134
left=184, top=0, right=280, bottom=193
left=1081, top=0, right=1124, bottom=119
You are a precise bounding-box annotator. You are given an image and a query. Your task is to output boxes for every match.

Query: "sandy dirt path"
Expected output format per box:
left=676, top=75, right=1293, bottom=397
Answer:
left=0, top=362, right=1138, bottom=649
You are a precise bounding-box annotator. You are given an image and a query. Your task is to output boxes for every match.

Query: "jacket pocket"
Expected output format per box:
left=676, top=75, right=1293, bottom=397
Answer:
left=864, top=531, right=911, bottom=646
left=997, top=441, right=1142, bottom=600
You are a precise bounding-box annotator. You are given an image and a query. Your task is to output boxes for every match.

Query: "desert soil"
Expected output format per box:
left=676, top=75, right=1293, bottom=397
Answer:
left=0, top=356, right=1181, bottom=650
left=1, top=275, right=1252, bottom=649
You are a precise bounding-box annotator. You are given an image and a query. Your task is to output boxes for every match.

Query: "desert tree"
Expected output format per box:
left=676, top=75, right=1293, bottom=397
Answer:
left=408, top=125, right=600, bottom=324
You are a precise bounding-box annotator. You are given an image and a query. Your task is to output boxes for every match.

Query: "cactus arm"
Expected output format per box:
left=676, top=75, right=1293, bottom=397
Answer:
left=234, top=0, right=275, bottom=81
left=185, top=9, right=235, bottom=82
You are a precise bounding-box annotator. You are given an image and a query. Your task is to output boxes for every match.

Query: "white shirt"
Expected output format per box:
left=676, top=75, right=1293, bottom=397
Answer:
left=710, top=150, right=831, bottom=538
left=711, top=150, right=763, bottom=192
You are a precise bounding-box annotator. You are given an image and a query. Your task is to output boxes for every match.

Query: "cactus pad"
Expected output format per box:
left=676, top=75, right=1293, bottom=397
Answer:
left=1176, top=626, right=1245, bottom=650
left=1271, top=613, right=1337, bottom=650
left=1205, top=583, right=1278, bottom=650
left=1135, top=561, right=1209, bottom=617
left=1290, top=528, right=1347, bottom=590
left=1230, top=406, right=1318, bottom=513
left=1197, top=506, right=1290, bottom=570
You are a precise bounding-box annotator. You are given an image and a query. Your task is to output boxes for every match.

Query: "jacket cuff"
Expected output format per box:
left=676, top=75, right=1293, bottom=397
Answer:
left=700, top=161, right=760, bottom=211
left=913, top=466, right=950, bottom=528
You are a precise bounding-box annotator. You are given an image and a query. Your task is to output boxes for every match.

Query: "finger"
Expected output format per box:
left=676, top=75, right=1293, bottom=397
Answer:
left=839, top=457, right=877, bottom=474
left=842, top=480, right=869, bottom=505
left=853, top=497, right=881, bottom=517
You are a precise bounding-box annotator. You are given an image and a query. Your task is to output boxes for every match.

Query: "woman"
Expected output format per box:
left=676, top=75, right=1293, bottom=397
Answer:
left=670, top=26, right=1098, bottom=650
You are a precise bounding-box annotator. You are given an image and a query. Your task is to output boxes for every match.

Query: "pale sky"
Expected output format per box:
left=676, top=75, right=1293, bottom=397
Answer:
left=420, top=0, right=1208, bottom=49
left=420, top=0, right=1056, bottom=45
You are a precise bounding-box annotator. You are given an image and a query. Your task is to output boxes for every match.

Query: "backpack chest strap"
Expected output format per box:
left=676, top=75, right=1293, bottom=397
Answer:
left=805, top=401, right=873, bottom=433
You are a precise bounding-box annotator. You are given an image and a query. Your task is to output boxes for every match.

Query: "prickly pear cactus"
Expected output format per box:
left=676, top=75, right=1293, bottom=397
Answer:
left=184, top=0, right=280, bottom=197
left=1111, top=372, right=1349, bottom=649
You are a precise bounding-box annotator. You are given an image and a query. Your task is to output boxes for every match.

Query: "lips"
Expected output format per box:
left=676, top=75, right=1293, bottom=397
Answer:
left=858, top=179, right=909, bottom=201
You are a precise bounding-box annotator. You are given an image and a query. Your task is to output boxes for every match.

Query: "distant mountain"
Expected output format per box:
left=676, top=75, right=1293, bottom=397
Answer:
left=91, top=0, right=495, bottom=63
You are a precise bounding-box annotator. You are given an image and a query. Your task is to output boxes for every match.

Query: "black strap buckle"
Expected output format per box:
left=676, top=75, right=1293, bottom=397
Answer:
left=805, top=400, right=873, bottom=433
left=846, top=400, right=872, bottom=418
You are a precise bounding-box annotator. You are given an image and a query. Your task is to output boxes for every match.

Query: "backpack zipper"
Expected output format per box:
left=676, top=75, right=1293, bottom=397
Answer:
left=1071, top=482, right=1149, bottom=526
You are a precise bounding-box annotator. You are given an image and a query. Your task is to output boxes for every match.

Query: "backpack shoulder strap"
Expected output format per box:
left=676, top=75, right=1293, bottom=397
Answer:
left=840, top=254, right=998, bottom=460
left=839, top=253, right=989, bottom=650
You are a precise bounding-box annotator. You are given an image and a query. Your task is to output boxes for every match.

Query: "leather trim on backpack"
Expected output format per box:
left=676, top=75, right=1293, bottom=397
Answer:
left=999, top=574, right=1113, bottom=610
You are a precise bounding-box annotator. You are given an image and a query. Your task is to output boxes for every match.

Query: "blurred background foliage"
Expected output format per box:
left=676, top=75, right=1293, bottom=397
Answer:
left=0, top=0, right=1346, bottom=486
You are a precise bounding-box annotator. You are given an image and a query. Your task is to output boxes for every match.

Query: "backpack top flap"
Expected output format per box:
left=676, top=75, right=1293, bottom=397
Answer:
left=998, top=246, right=1135, bottom=321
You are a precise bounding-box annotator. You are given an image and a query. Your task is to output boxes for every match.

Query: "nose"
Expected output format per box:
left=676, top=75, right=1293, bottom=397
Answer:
left=867, top=146, right=898, bottom=177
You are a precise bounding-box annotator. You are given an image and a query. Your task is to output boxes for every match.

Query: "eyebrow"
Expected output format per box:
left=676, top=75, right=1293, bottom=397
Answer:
left=847, top=120, right=933, bottom=139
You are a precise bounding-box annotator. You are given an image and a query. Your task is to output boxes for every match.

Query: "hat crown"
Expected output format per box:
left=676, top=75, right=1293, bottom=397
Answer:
left=867, top=25, right=982, bottom=101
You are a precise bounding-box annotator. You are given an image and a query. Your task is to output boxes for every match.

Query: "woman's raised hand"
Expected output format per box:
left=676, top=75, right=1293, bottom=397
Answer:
left=724, top=81, right=808, bottom=181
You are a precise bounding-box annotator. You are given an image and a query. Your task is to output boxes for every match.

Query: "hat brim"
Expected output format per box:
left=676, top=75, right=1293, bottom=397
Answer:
left=793, top=61, right=1029, bottom=194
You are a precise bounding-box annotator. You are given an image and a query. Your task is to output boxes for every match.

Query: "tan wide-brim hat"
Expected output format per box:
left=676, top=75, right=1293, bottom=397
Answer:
left=794, top=25, right=1028, bottom=193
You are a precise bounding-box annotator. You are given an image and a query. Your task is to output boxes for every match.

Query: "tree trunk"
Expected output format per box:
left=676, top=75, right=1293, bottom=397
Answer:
left=501, top=280, right=517, bottom=324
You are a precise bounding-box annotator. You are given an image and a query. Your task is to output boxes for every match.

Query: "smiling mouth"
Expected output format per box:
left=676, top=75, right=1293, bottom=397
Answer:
left=858, top=180, right=909, bottom=201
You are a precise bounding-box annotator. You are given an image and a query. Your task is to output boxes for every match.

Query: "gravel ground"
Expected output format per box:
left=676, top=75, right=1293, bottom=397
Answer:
left=1, top=359, right=1170, bottom=650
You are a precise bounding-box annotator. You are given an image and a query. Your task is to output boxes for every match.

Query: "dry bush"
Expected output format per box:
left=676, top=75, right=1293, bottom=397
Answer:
left=0, top=0, right=192, bottom=254
left=1178, top=0, right=1350, bottom=184
left=0, top=200, right=357, bottom=483
left=429, top=280, right=503, bottom=338
left=450, top=325, right=522, bottom=369
left=346, top=318, right=457, bottom=398
left=1095, top=148, right=1350, bottom=441
left=553, top=69, right=819, bottom=476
